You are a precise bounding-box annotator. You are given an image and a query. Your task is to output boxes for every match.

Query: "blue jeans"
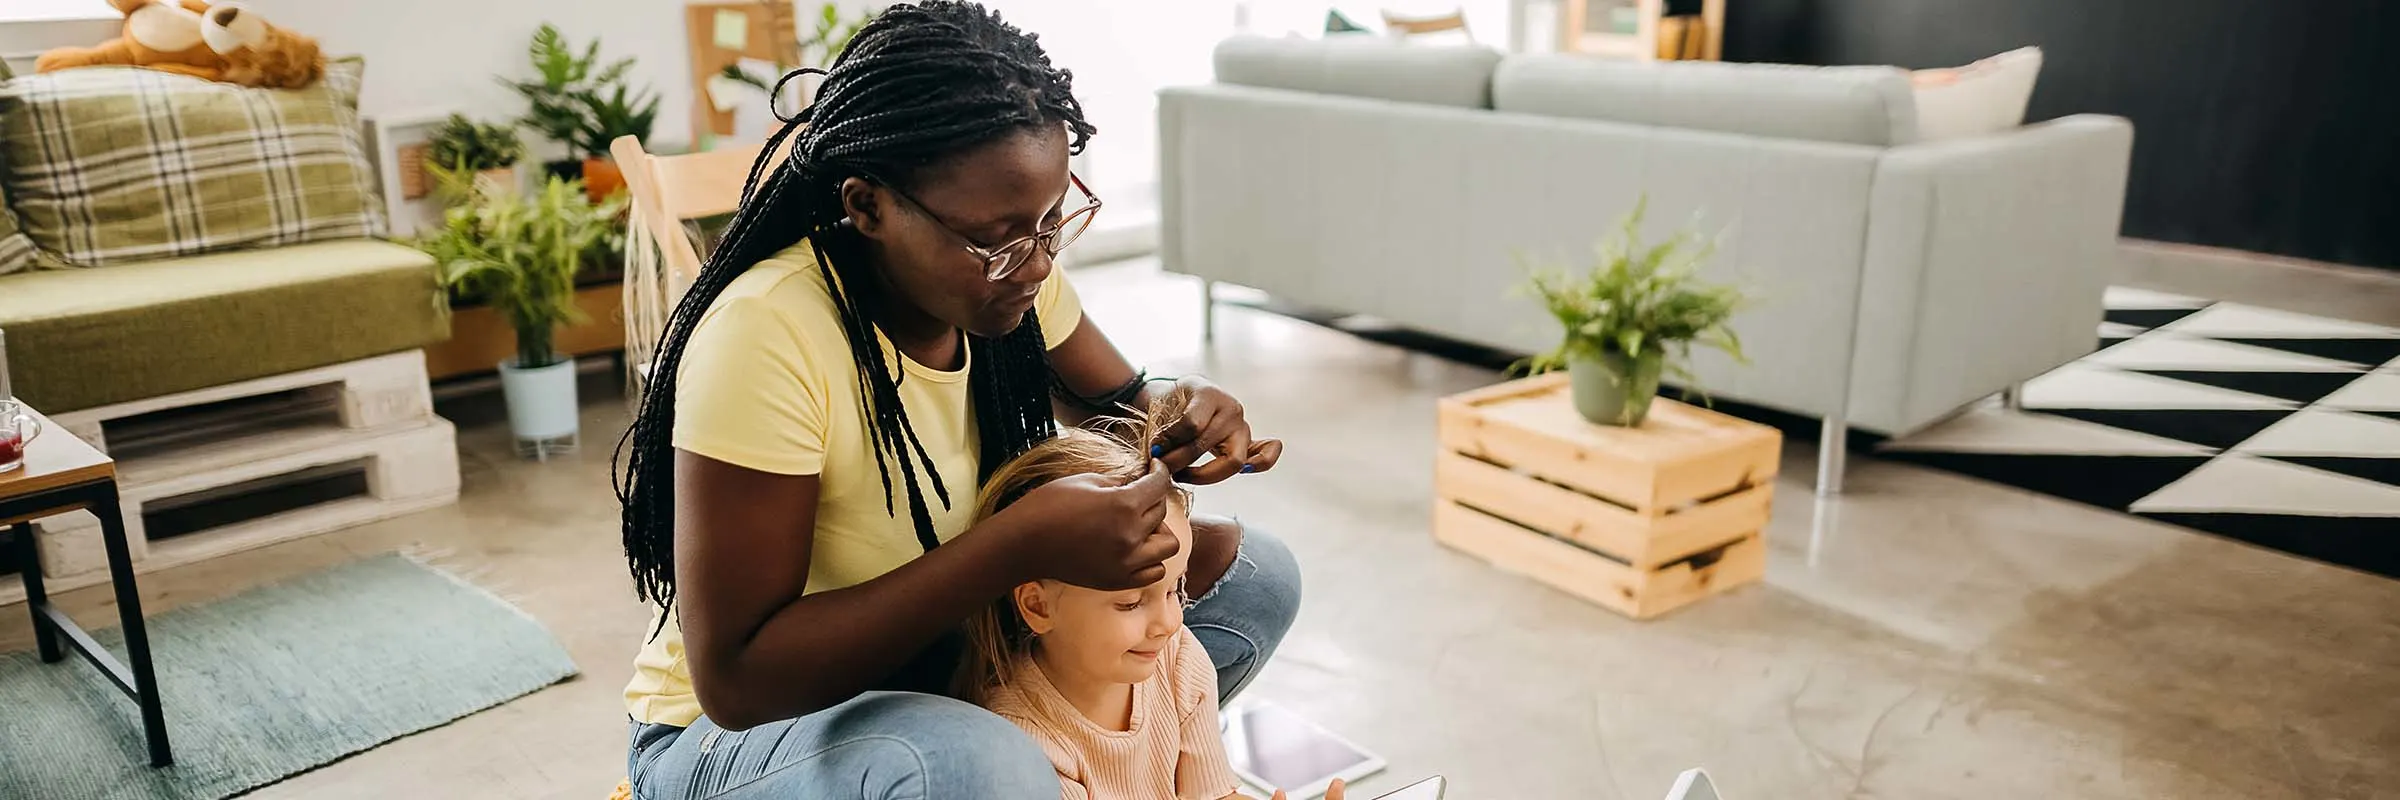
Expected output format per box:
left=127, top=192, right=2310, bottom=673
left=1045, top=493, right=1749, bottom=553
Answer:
left=628, top=526, right=1302, bottom=800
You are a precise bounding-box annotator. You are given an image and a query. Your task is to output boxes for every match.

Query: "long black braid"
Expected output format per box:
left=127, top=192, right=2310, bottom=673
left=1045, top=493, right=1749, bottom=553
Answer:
left=614, top=1, right=1098, bottom=615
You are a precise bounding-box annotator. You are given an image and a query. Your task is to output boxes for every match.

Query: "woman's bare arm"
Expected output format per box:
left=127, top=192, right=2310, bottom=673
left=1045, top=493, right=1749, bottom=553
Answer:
left=673, top=449, right=1176, bottom=729
left=672, top=451, right=1033, bottom=728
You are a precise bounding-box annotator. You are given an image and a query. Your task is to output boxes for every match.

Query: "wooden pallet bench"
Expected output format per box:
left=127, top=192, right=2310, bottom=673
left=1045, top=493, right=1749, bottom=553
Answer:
left=4, top=351, right=459, bottom=603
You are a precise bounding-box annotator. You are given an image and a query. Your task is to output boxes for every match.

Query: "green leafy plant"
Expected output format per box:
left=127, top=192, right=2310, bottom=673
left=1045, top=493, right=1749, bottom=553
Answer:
left=417, top=176, right=627, bottom=368
left=571, top=82, right=661, bottom=159
left=427, top=114, right=525, bottom=173
left=504, top=24, right=636, bottom=150
left=1518, top=198, right=1753, bottom=403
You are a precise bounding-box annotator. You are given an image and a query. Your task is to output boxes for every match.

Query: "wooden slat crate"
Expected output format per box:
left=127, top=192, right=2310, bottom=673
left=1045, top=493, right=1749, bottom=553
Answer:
left=1434, top=373, right=1779, bottom=619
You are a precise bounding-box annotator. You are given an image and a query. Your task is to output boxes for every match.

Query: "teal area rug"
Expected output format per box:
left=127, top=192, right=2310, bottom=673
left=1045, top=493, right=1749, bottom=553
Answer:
left=0, top=554, right=580, bottom=799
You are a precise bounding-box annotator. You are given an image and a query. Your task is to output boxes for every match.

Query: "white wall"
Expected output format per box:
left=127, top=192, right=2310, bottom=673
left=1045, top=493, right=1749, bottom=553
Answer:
left=242, top=0, right=698, bottom=148
left=3, top=0, right=708, bottom=148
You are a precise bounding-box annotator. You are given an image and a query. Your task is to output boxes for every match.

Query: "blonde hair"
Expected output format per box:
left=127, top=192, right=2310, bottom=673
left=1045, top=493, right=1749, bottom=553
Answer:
left=953, top=387, right=1195, bottom=704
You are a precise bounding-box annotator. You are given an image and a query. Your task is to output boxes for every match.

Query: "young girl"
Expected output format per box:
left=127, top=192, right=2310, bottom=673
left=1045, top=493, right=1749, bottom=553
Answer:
left=956, top=394, right=1330, bottom=800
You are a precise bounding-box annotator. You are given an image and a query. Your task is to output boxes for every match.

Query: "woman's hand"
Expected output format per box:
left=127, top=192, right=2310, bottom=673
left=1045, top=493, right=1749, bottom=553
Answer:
left=1155, top=376, right=1284, bottom=485
left=998, top=462, right=1182, bottom=590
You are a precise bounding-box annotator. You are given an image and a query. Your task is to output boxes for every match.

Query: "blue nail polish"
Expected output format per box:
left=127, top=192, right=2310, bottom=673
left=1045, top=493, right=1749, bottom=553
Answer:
left=1240, top=464, right=1256, bottom=474
left=1151, top=444, right=1163, bottom=457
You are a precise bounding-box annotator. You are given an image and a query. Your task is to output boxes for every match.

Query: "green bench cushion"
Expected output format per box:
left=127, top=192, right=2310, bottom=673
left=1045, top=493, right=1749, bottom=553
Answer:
left=0, top=239, right=449, bottom=412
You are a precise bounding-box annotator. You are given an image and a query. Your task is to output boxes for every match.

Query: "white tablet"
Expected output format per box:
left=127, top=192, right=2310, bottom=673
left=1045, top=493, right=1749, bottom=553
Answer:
left=1664, top=768, right=1724, bottom=800
left=1220, top=701, right=1386, bottom=800
left=1372, top=775, right=1447, bottom=800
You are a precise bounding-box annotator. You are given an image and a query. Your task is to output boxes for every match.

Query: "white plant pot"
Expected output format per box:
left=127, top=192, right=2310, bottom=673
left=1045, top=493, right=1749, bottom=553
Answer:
left=497, top=357, right=579, bottom=456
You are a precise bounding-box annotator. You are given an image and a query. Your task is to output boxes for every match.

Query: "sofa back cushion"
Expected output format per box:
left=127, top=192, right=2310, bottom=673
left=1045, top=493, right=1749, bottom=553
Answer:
left=1492, top=55, right=1918, bottom=146
left=0, top=57, right=386, bottom=268
left=1214, top=35, right=1503, bottom=109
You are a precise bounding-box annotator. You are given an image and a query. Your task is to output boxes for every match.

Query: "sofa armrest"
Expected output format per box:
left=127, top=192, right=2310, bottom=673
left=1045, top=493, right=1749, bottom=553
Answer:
left=1851, top=114, right=2135, bottom=432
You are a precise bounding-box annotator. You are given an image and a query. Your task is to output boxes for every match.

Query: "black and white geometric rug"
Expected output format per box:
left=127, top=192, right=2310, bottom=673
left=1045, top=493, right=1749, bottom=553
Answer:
left=1881, top=287, right=2400, bottom=579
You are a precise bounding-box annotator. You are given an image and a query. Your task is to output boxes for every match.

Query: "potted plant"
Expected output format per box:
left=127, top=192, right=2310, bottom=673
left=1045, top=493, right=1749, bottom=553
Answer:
left=503, top=24, right=634, bottom=183
left=1520, top=199, right=1752, bottom=427
left=426, top=114, right=526, bottom=192
left=417, top=175, right=627, bottom=457
left=570, top=81, right=659, bottom=203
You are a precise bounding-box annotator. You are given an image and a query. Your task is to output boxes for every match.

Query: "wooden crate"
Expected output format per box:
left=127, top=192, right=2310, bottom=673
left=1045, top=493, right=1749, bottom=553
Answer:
left=1434, top=373, right=1779, bottom=619
left=424, top=284, right=625, bottom=380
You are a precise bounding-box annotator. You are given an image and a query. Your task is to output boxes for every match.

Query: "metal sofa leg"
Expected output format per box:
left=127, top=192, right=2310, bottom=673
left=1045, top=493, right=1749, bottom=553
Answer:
left=1816, top=414, right=1848, bottom=497
left=1200, top=279, right=1217, bottom=345
left=1999, top=381, right=2026, bottom=412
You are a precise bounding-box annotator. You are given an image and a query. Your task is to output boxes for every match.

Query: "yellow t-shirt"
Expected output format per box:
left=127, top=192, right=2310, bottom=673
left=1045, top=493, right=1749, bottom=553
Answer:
left=623, top=241, right=1083, bottom=727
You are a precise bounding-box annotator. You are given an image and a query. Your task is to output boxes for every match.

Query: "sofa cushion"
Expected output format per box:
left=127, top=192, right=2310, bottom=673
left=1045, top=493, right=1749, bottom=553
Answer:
left=0, top=57, right=386, bottom=268
left=1214, top=35, right=1503, bottom=109
left=1911, top=47, right=2043, bottom=141
left=0, top=81, right=26, bottom=275
left=0, top=239, right=447, bottom=412
left=1493, top=55, right=1918, bottom=146
left=0, top=184, right=29, bottom=276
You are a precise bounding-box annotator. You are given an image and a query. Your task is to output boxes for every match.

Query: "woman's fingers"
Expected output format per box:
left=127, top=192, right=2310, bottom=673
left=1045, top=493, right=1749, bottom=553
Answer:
left=1157, top=440, right=1208, bottom=474
left=1245, top=438, right=1285, bottom=474
left=1155, top=394, right=1211, bottom=457
left=1177, top=425, right=1253, bottom=485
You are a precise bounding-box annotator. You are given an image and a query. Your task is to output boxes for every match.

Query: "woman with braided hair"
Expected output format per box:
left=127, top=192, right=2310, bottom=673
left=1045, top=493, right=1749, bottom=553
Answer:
left=614, top=3, right=1299, bottom=797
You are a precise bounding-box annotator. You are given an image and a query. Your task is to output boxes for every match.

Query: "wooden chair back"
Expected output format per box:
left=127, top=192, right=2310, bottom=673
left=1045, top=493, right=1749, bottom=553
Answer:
left=611, top=134, right=784, bottom=394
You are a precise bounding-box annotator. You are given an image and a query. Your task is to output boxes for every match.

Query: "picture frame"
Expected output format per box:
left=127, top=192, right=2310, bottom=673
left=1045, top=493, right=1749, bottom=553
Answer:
left=361, top=109, right=456, bottom=238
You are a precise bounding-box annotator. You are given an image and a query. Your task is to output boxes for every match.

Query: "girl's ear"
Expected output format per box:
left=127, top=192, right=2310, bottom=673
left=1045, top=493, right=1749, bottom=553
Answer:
left=1014, top=582, right=1056, bottom=636
left=837, top=176, right=888, bottom=237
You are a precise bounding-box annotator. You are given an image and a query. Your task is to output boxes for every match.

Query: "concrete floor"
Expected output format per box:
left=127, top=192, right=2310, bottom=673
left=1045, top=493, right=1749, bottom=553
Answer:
left=6, top=251, right=2399, bottom=800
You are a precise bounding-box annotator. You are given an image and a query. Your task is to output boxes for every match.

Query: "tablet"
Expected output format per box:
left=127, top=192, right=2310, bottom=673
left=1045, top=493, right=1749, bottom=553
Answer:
left=1220, top=701, right=1386, bottom=800
left=1372, top=775, right=1447, bottom=800
left=1664, top=768, right=1723, bottom=800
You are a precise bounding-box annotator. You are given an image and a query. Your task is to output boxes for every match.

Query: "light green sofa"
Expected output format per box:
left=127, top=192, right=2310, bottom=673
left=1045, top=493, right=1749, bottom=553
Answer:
left=0, top=239, right=448, bottom=413
left=0, top=59, right=448, bottom=414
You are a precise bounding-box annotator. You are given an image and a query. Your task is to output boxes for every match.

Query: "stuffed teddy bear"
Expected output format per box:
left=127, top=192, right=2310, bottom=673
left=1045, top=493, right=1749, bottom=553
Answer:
left=201, top=2, right=325, bottom=90
left=34, top=0, right=229, bottom=81
left=34, top=0, right=324, bottom=90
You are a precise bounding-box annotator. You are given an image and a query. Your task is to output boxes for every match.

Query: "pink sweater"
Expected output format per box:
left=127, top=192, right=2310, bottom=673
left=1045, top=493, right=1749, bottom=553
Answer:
left=984, top=628, right=1240, bottom=800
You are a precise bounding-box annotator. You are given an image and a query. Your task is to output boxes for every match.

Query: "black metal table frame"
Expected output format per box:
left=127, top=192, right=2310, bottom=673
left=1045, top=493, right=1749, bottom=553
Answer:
left=6, top=478, right=171, bottom=767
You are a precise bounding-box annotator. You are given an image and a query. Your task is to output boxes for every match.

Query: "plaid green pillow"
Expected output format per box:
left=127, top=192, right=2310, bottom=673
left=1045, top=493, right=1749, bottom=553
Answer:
left=0, top=188, right=30, bottom=275
left=0, top=63, right=27, bottom=275
left=0, top=58, right=386, bottom=268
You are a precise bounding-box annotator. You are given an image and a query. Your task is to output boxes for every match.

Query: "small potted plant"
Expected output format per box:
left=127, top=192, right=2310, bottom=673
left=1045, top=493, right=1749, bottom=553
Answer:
left=426, top=114, right=525, bottom=192
left=570, top=81, right=659, bottom=203
left=503, top=24, right=635, bottom=184
left=1520, top=199, right=1752, bottom=427
left=417, top=176, right=627, bottom=458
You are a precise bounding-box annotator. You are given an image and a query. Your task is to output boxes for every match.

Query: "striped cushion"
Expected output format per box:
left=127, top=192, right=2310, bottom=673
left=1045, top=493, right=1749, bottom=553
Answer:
left=0, top=183, right=30, bottom=275
left=0, top=58, right=385, bottom=268
left=0, top=63, right=28, bottom=275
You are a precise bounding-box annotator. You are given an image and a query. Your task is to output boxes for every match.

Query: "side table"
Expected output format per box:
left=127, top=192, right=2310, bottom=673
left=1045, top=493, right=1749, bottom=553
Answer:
left=2, top=403, right=171, bottom=766
left=1434, top=374, right=1779, bottom=619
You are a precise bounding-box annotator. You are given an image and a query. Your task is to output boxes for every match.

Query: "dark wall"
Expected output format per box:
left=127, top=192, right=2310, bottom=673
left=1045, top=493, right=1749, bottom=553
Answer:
left=1723, top=0, right=2400, bottom=272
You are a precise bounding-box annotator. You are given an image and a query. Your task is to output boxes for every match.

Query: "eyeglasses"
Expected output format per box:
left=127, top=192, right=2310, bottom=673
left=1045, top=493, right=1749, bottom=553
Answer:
left=879, top=172, right=1102, bottom=281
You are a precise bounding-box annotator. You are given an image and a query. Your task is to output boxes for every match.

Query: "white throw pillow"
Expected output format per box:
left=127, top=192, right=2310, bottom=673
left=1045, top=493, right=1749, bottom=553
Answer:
left=1911, top=46, right=2043, bottom=141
